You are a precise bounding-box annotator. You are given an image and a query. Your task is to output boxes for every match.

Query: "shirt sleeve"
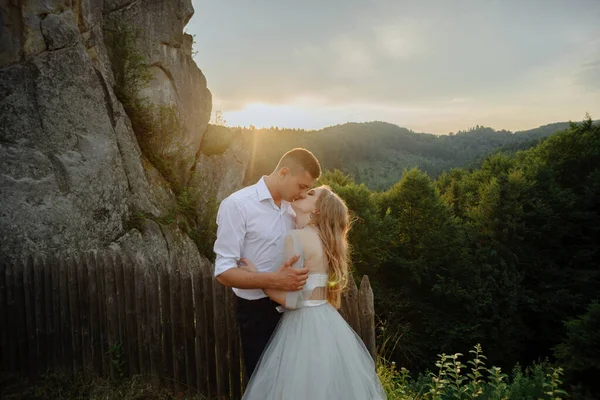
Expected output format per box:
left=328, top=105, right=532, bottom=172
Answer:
left=213, top=197, right=246, bottom=277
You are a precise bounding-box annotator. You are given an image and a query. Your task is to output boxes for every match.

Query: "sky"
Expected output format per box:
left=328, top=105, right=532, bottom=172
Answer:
left=187, top=0, right=600, bottom=134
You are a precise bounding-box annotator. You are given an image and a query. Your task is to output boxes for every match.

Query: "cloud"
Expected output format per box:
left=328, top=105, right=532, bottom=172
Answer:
left=188, top=0, right=600, bottom=131
left=578, top=60, right=600, bottom=90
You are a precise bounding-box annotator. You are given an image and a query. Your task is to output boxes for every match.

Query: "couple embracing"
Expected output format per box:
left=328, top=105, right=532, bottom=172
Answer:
left=214, top=148, right=386, bottom=399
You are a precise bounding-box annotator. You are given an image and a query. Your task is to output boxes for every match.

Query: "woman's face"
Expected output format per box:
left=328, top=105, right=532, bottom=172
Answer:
left=291, top=187, right=323, bottom=215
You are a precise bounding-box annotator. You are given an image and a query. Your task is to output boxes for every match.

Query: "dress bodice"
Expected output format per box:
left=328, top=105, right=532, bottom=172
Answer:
left=280, top=231, right=329, bottom=311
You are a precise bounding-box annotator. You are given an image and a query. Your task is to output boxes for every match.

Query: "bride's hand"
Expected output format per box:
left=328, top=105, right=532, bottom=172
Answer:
left=238, top=257, right=258, bottom=273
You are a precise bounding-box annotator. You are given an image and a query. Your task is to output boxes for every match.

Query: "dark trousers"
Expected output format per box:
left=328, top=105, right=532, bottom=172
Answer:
left=235, top=296, right=282, bottom=378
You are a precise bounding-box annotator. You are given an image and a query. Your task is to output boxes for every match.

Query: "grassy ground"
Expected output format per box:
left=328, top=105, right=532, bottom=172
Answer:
left=0, top=373, right=206, bottom=400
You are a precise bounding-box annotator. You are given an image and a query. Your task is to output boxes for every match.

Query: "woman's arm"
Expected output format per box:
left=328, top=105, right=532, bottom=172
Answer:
left=267, top=233, right=301, bottom=307
left=241, top=234, right=301, bottom=307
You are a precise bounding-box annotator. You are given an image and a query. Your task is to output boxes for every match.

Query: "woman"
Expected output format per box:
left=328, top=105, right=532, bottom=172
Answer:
left=239, top=185, right=386, bottom=399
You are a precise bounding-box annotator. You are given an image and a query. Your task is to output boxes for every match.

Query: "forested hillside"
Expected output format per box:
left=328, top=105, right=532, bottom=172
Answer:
left=235, top=121, right=570, bottom=190
left=318, top=118, right=599, bottom=397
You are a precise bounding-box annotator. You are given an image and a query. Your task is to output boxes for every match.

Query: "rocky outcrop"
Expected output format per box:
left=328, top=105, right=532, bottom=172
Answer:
left=189, top=125, right=251, bottom=206
left=103, top=0, right=212, bottom=188
left=0, top=1, right=243, bottom=268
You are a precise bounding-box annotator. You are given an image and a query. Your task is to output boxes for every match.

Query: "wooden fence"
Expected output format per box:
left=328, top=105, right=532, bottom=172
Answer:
left=0, top=250, right=376, bottom=399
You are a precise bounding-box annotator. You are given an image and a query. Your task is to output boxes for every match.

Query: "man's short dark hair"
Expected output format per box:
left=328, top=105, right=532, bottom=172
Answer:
left=277, top=148, right=321, bottom=179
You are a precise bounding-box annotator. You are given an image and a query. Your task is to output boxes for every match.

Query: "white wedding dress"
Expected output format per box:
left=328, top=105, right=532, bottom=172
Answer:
left=242, top=231, right=386, bottom=399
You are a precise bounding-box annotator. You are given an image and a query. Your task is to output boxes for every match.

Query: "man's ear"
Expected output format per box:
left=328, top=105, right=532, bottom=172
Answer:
left=279, top=167, right=290, bottom=177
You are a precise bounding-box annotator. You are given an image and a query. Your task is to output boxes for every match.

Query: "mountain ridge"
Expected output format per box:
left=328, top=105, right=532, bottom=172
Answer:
left=239, top=120, right=575, bottom=190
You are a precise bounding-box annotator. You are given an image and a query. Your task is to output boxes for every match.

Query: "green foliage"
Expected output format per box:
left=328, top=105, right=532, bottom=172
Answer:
left=106, top=342, right=126, bottom=380
left=325, top=118, right=599, bottom=396
left=554, top=301, right=600, bottom=395
left=376, top=345, right=568, bottom=399
left=509, top=361, right=552, bottom=400
left=103, top=23, right=153, bottom=108
left=319, top=168, right=356, bottom=187
left=124, top=209, right=176, bottom=232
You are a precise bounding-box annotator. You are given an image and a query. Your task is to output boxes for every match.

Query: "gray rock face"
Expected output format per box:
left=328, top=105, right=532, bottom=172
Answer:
left=0, top=1, right=241, bottom=268
left=41, top=10, right=80, bottom=51
left=104, top=0, right=212, bottom=188
left=0, top=42, right=130, bottom=256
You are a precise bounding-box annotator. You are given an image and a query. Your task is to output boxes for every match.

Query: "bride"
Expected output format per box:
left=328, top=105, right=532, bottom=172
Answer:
left=239, top=185, right=386, bottom=399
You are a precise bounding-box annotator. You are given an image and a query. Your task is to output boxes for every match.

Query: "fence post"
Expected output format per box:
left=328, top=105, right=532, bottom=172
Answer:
left=227, top=288, right=242, bottom=400
left=43, top=256, right=55, bottom=372
left=86, top=252, right=102, bottom=374
left=192, top=261, right=208, bottom=395
left=341, top=276, right=361, bottom=337
left=67, top=256, right=82, bottom=376
left=77, top=254, right=91, bottom=378
left=181, top=264, right=197, bottom=392
left=33, top=256, right=47, bottom=376
left=159, top=257, right=173, bottom=388
left=114, top=251, right=128, bottom=376
left=24, top=255, right=37, bottom=376
left=171, top=255, right=186, bottom=392
left=0, top=257, right=8, bottom=371
left=213, top=279, right=229, bottom=398
left=58, top=256, right=72, bottom=376
left=358, top=275, right=376, bottom=362
left=146, top=261, right=162, bottom=385
left=122, top=252, right=140, bottom=376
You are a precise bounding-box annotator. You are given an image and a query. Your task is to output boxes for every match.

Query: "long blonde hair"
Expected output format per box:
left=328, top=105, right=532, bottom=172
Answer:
left=310, top=185, right=351, bottom=309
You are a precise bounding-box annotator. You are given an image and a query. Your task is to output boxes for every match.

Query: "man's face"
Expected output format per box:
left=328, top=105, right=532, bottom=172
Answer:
left=280, top=169, right=316, bottom=202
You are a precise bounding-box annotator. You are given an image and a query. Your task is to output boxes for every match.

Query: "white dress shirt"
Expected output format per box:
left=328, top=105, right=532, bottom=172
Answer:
left=213, top=177, right=296, bottom=300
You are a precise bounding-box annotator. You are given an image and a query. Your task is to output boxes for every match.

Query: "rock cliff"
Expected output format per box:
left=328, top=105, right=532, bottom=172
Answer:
left=0, top=1, right=245, bottom=270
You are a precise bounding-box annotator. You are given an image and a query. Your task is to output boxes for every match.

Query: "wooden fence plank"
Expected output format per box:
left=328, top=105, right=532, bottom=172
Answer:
left=241, top=334, right=248, bottom=392
left=341, top=276, right=361, bottom=337
left=193, top=265, right=208, bottom=395
left=43, top=256, right=55, bottom=372
left=114, top=251, right=128, bottom=375
left=0, top=258, right=6, bottom=370
left=103, top=252, right=120, bottom=378
left=23, top=256, right=37, bottom=376
left=95, top=251, right=109, bottom=375
left=51, top=255, right=63, bottom=372
left=214, top=281, right=228, bottom=398
left=122, top=253, right=139, bottom=376
left=13, top=259, right=26, bottom=375
left=78, top=254, right=91, bottom=378
left=227, top=289, right=242, bottom=400
left=358, top=275, right=376, bottom=362
left=146, top=264, right=162, bottom=385
left=159, top=261, right=173, bottom=387
left=134, top=257, right=149, bottom=375
left=33, top=256, right=47, bottom=375
left=68, top=256, right=82, bottom=376
left=204, top=273, right=217, bottom=397
left=59, top=257, right=72, bottom=376
left=171, top=256, right=186, bottom=392
left=0, top=258, right=12, bottom=371
left=224, top=289, right=233, bottom=400
left=182, top=265, right=197, bottom=393
left=87, top=252, right=102, bottom=374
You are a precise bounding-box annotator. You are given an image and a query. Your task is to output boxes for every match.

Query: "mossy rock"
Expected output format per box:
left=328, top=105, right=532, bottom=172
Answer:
left=199, top=124, right=236, bottom=156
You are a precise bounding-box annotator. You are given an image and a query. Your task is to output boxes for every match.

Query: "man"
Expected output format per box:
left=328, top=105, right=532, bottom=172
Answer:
left=214, top=148, right=322, bottom=377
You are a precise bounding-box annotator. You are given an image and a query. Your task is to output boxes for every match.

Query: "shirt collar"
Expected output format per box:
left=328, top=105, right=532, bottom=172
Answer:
left=255, top=176, right=273, bottom=202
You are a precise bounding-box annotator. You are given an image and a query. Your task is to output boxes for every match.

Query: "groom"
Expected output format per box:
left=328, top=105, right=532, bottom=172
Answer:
left=213, top=148, right=322, bottom=377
